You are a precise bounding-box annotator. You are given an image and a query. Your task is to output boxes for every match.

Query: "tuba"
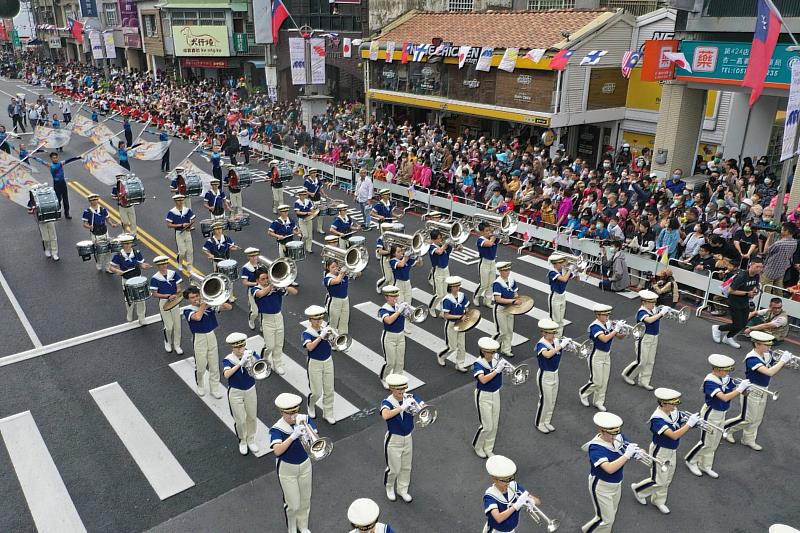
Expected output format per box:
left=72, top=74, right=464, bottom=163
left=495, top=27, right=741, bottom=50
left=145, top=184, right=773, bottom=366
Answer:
left=259, top=255, right=298, bottom=288
left=298, top=415, right=333, bottom=460
left=241, top=351, right=271, bottom=380
left=200, top=273, right=232, bottom=306
left=323, top=325, right=352, bottom=351
left=404, top=394, right=437, bottom=427
left=424, top=218, right=471, bottom=246
left=322, top=243, right=369, bottom=274
left=471, top=212, right=518, bottom=243
left=382, top=230, right=428, bottom=258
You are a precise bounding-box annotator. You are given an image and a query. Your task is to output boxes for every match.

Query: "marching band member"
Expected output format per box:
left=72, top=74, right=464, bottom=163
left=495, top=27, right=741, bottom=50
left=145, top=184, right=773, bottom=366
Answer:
left=424, top=211, right=444, bottom=288
left=302, top=305, right=337, bottom=425
left=27, top=186, right=58, bottom=260
left=379, top=286, right=406, bottom=389
left=223, top=164, right=243, bottom=218
left=324, top=258, right=350, bottom=338
left=371, top=189, right=395, bottom=223
left=492, top=261, right=519, bottom=358
left=112, top=173, right=137, bottom=235
left=631, top=388, right=700, bottom=514
left=81, top=193, right=118, bottom=272
left=483, top=455, right=541, bottom=533
left=389, top=244, right=416, bottom=334
left=252, top=267, right=298, bottom=376
left=375, top=223, right=395, bottom=294
left=473, top=337, right=507, bottom=459
left=149, top=255, right=183, bottom=354
left=110, top=234, right=151, bottom=324
left=182, top=285, right=233, bottom=399
left=304, top=167, right=326, bottom=234
left=329, top=204, right=353, bottom=248
left=723, top=331, right=792, bottom=450
left=381, top=373, right=420, bottom=503
left=240, top=247, right=261, bottom=331
left=475, top=223, right=499, bottom=308
left=210, top=145, right=223, bottom=182
left=270, top=392, right=315, bottom=533
left=223, top=332, right=261, bottom=456
left=169, top=167, right=191, bottom=209
left=437, top=275, right=469, bottom=371
left=535, top=319, right=562, bottom=434
left=582, top=412, right=638, bottom=533
left=547, top=254, right=574, bottom=336
left=204, top=178, right=228, bottom=218
left=269, top=160, right=284, bottom=214
left=684, top=354, right=750, bottom=478
left=268, top=204, right=300, bottom=258
left=202, top=221, right=240, bottom=269
left=427, top=229, right=452, bottom=317
left=578, top=304, right=622, bottom=412
left=165, top=194, right=195, bottom=277
left=347, top=498, right=395, bottom=533
left=621, top=291, right=666, bottom=391
left=294, top=189, right=315, bottom=254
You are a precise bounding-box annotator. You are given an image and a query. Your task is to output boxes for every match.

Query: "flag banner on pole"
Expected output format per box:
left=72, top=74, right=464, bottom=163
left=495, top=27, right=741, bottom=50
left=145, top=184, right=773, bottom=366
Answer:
left=131, top=140, right=172, bottom=161
left=621, top=50, right=641, bottom=79
left=369, top=40, right=380, bottom=61
left=781, top=63, right=800, bottom=161
left=71, top=114, right=97, bottom=137
left=743, top=0, right=782, bottom=106
left=310, top=37, right=326, bottom=84
left=525, top=48, right=546, bottom=64
left=580, top=50, right=607, bottom=66
left=289, top=37, right=307, bottom=85
left=89, top=123, right=120, bottom=152
left=663, top=51, right=692, bottom=73
left=342, top=37, right=352, bottom=58
left=32, top=126, right=72, bottom=149
left=498, top=48, right=519, bottom=73
left=549, top=49, right=574, bottom=71
left=457, top=45, right=471, bottom=69
left=271, top=0, right=290, bottom=43
left=82, top=145, right=129, bottom=185
left=385, top=41, right=395, bottom=63
left=0, top=151, right=39, bottom=208
left=475, top=47, right=494, bottom=72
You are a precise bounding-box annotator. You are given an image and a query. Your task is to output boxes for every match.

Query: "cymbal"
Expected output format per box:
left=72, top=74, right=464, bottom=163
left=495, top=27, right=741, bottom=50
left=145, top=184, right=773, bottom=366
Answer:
left=163, top=294, right=184, bottom=311
left=507, top=295, right=534, bottom=315
left=454, top=308, right=481, bottom=332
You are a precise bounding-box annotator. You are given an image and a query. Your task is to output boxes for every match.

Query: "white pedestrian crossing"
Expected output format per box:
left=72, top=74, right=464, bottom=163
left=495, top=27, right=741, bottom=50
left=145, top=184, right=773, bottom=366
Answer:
left=168, top=359, right=273, bottom=457
left=0, top=411, right=87, bottom=533
left=450, top=246, right=480, bottom=265
left=517, top=255, right=639, bottom=298
left=89, top=383, right=195, bottom=500
left=457, top=278, right=573, bottom=326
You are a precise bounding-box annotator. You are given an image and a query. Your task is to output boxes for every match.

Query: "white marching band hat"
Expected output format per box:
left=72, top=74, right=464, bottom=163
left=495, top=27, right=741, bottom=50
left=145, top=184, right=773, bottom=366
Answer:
left=750, top=331, right=775, bottom=344
left=496, top=261, right=513, bottom=271
left=385, top=373, right=409, bottom=388
left=654, top=387, right=682, bottom=404
left=172, top=193, right=186, bottom=200
left=153, top=255, right=170, bottom=265
left=304, top=305, right=326, bottom=318
left=225, top=332, right=248, bottom=346
left=478, top=337, right=500, bottom=352
left=708, top=353, right=736, bottom=370
left=382, top=285, right=400, bottom=296
left=277, top=204, right=291, bottom=211
left=548, top=253, right=566, bottom=263
left=592, top=303, right=613, bottom=314
left=119, top=233, right=135, bottom=244
left=486, top=455, right=517, bottom=480
left=336, top=203, right=348, bottom=210
left=275, top=392, right=302, bottom=411
left=445, top=275, right=462, bottom=286
left=244, top=247, right=260, bottom=256
left=639, top=290, right=658, bottom=301
left=594, top=412, right=623, bottom=432
left=348, top=498, right=380, bottom=528
left=538, top=319, right=559, bottom=332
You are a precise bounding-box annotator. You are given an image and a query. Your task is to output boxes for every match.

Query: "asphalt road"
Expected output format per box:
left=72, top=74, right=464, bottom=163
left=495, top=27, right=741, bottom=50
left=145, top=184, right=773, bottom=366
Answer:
left=0, top=77, right=798, bottom=533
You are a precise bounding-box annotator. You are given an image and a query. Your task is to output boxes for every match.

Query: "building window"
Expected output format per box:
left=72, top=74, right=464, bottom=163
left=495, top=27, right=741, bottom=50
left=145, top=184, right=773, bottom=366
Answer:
left=527, top=0, right=575, bottom=9
left=448, top=0, right=474, bottom=11
left=103, top=3, right=119, bottom=27
left=143, top=14, right=158, bottom=37
left=170, top=10, right=226, bottom=26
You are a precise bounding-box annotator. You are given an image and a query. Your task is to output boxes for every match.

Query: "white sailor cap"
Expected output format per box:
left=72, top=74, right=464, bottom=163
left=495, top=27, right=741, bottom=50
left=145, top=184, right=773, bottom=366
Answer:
left=478, top=337, right=500, bottom=352
left=274, top=392, right=302, bottom=412
left=593, top=304, right=613, bottom=314
left=297, top=189, right=309, bottom=195
left=304, top=305, right=326, bottom=319
left=538, top=319, right=559, bottom=332
left=594, top=412, right=623, bottom=434
left=639, top=290, right=658, bottom=301
left=496, top=261, right=513, bottom=271
left=277, top=204, right=291, bottom=212
left=654, top=387, right=682, bottom=404
left=385, top=373, right=409, bottom=389
left=391, top=223, right=404, bottom=232
left=269, top=159, right=279, bottom=166
left=244, top=247, right=260, bottom=256
left=382, top=285, right=400, bottom=296
left=347, top=498, right=380, bottom=529
left=486, top=455, right=517, bottom=480
left=336, top=203, right=348, bottom=210
left=118, top=233, right=135, bottom=244
left=172, top=193, right=186, bottom=200
left=380, top=222, right=395, bottom=233
left=708, top=353, right=735, bottom=370
left=210, top=178, right=220, bottom=184
left=153, top=255, right=170, bottom=265
left=750, top=331, right=775, bottom=345
left=225, top=332, right=248, bottom=346
left=175, top=166, right=185, bottom=173
left=445, top=275, right=462, bottom=286
left=548, top=253, right=567, bottom=263
left=379, top=188, right=391, bottom=196
left=324, top=235, right=339, bottom=245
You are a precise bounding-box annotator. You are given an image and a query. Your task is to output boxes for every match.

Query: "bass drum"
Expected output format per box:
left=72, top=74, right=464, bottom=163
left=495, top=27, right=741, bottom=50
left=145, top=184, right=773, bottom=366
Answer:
left=183, top=173, right=203, bottom=196
left=30, top=186, right=61, bottom=222
left=234, top=166, right=252, bottom=188
left=118, top=176, right=145, bottom=206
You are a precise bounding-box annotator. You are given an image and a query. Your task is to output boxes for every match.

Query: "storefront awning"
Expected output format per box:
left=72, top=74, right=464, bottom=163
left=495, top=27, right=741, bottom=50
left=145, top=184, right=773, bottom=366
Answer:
left=156, top=1, right=248, bottom=11
left=247, top=60, right=266, bottom=68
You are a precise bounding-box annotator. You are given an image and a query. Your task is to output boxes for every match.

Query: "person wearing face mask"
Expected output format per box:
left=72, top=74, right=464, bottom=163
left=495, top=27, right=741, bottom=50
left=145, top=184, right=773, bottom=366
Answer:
left=607, top=216, right=625, bottom=241
left=591, top=219, right=610, bottom=240
left=733, top=222, right=758, bottom=268
left=665, top=169, right=685, bottom=196
left=756, top=177, right=778, bottom=206
left=680, top=223, right=705, bottom=262
left=599, top=240, right=630, bottom=292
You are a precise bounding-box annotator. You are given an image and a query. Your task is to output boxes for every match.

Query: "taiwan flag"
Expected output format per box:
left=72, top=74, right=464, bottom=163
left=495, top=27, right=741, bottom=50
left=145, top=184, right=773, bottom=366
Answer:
left=68, top=17, right=84, bottom=45
left=743, top=0, right=783, bottom=106
left=272, top=0, right=290, bottom=43
left=549, top=49, right=574, bottom=71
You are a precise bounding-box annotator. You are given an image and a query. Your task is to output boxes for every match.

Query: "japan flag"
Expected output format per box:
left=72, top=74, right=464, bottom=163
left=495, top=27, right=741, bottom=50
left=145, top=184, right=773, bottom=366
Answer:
left=343, top=37, right=352, bottom=58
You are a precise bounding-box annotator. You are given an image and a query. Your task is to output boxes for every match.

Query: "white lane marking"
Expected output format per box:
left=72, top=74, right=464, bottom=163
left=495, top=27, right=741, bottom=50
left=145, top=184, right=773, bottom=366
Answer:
left=450, top=247, right=480, bottom=265
left=300, top=320, right=425, bottom=391
left=89, top=383, right=195, bottom=500
left=517, top=255, right=639, bottom=299
left=353, top=301, right=478, bottom=367
left=168, top=358, right=272, bottom=457
left=245, top=335, right=361, bottom=421
left=0, top=269, right=42, bottom=348
left=0, top=411, right=88, bottom=532
left=410, top=287, right=528, bottom=346
left=458, top=278, right=572, bottom=325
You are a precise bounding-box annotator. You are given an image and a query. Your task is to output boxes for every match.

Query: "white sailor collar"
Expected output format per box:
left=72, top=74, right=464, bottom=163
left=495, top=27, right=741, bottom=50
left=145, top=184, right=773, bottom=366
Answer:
left=586, top=434, right=619, bottom=453
left=704, top=372, right=723, bottom=386
left=242, top=262, right=257, bottom=271
left=380, top=302, right=398, bottom=312
left=747, top=349, right=771, bottom=366
left=337, top=215, right=351, bottom=222
left=650, top=407, right=679, bottom=424
left=296, top=198, right=313, bottom=207
left=304, top=326, right=323, bottom=338
left=384, top=394, right=401, bottom=408
left=224, top=353, right=242, bottom=365
left=443, top=292, right=464, bottom=305
left=639, top=306, right=653, bottom=315
left=485, top=481, right=521, bottom=505
left=170, top=206, right=190, bottom=216
left=589, top=319, right=609, bottom=331
left=475, top=357, right=496, bottom=371
left=271, top=417, right=294, bottom=434
left=152, top=271, right=174, bottom=282
left=494, top=276, right=515, bottom=289
left=537, top=337, right=554, bottom=349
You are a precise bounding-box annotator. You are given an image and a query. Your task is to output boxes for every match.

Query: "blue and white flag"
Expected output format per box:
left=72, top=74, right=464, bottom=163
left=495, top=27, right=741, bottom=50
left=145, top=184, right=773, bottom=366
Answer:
left=579, top=50, right=607, bottom=66
left=412, top=43, right=428, bottom=62
left=475, top=47, right=494, bottom=72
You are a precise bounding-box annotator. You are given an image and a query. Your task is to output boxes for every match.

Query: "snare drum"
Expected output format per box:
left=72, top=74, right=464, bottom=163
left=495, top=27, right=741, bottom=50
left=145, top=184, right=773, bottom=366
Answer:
left=94, top=238, right=112, bottom=255
left=110, top=238, right=124, bottom=253
left=30, top=186, right=61, bottom=222
left=279, top=162, right=294, bottom=182
left=234, top=166, right=252, bottom=188
left=124, top=276, right=151, bottom=303
left=226, top=217, right=243, bottom=231
left=323, top=206, right=338, bottom=217
left=216, top=259, right=239, bottom=281
left=183, top=173, right=203, bottom=196
left=76, top=240, right=95, bottom=260
left=119, top=176, right=145, bottom=206
left=200, top=219, right=215, bottom=237
left=239, top=213, right=250, bottom=227
left=348, top=235, right=366, bottom=249
left=286, top=241, right=306, bottom=261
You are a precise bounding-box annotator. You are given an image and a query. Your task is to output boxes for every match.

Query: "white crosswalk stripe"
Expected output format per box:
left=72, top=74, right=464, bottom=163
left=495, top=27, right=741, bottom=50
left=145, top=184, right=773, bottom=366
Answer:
left=168, top=359, right=273, bottom=457
left=517, top=255, right=639, bottom=299
left=449, top=246, right=480, bottom=265
left=457, top=278, right=573, bottom=326
left=0, top=411, right=88, bottom=532
left=90, top=383, right=195, bottom=500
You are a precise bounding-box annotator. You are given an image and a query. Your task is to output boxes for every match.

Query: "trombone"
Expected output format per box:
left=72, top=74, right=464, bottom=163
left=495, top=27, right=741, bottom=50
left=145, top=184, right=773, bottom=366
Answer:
left=297, top=414, right=334, bottom=461
left=403, top=394, right=438, bottom=427
left=494, top=354, right=529, bottom=385
left=609, top=320, right=646, bottom=340
left=616, top=438, right=671, bottom=472
left=732, top=378, right=779, bottom=401
left=400, top=302, right=429, bottom=324
left=677, top=410, right=729, bottom=438
left=656, top=305, right=690, bottom=324
left=557, top=337, right=592, bottom=359
left=513, top=488, right=560, bottom=532
left=772, top=349, right=800, bottom=370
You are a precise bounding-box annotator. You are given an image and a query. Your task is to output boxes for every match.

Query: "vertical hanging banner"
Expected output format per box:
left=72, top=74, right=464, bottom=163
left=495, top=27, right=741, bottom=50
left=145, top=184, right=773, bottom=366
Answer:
left=369, top=40, right=379, bottom=61
left=475, top=47, right=494, bottom=72
left=89, top=31, right=104, bottom=59
left=385, top=41, right=395, bottom=63
left=498, top=47, right=518, bottom=73
left=342, top=37, right=352, bottom=58
left=309, top=37, right=326, bottom=84
left=103, top=31, right=116, bottom=59
left=118, top=0, right=139, bottom=27
left=289, top=37, right=306, bottom=85
left=253, top=0, right=274, bottom=44
left=781, top=63, right=800, bottom=161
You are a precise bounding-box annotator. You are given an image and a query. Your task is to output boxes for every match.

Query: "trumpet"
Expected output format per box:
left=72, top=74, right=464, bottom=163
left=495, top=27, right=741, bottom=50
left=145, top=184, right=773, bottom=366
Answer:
left=513, top=488, right=560, bottom=532
left=772, top=349, right=800, bottom=370
left=616, top=438, right=671, bottom=472
left=677, top=410, right=729, bottom=438
left=609, top=320, right=646, bottom=340
left=732, top=378, right=779, bottom=401
left=557, top=337, right=592, bottom=359
left=494, top=355, right=529, bottom=385
left=297, top=415, right=333, bottom=461
left=562, top=253, right=590, bottom=275
left=656, top=305, right=690, bottom=324
left=240, top=350, right=271, bottom=380
left=400, top=302, right=429, bottom=323
left=322, top=325, right=352, bottom=351
left=200, top=273, right=233, bottom=306
left=403, top=393, right=438, bottom=427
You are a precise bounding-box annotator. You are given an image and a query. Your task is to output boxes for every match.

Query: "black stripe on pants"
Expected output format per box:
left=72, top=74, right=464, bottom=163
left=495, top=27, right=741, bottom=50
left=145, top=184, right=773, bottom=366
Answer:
left=585, top=476, right=604, bottom=532
left=723, top=394, right=748, bottom=431
left=633, top=444, right=661, bottom=493
left=383, top=433, right=392, bottom=486
left=623, top=337, right=644, bottom=378
left=579, top=348, right=597, bottom=396
left=275, top=460, right=289, bottom=528
left=472, top=390, right=484, bottom=448
left=685, top=408, right=714, bottom=463
left=535, top=369, right=545, bottom=427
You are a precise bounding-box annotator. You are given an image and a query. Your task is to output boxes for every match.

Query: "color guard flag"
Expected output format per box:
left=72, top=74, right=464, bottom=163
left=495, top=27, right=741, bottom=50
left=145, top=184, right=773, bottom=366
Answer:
left=663, top=51, right=692, bottom=73
left=743, top=0, right=783, bottom=106
left=400, top=41, right=410, bottom=64
left=549, top=49, right=574, bottom=71
left=342, top=37, right=352, bottom=58
left=457, top=45, right=471, bottom=69
left=621, top=50, right=641, bottom=78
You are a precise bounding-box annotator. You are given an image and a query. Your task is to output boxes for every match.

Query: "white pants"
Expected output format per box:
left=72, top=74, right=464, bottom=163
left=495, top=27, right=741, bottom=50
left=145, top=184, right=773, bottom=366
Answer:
left=175, top=230, right=193, bottom=272
left=384, top=433, right=413, bottom=495
left=193, top=331, right=220, bottom=393
left=121, top=277, right=146, bottom=322
left=548, top=291, right=566, bottom=336
left=228, top=386, right=257, bottom=445
left=475, top=258, right=495, bottom=306
left=272, top=187, right=283, bottom=213
left=535, top=369, right=559, bottom=428
left=473, top=389, right=500, bottom=456
left=229, top=191, right=242, bottom=216
left=429, top=266, right=449, bottom=313
left=92, top=232, right=111, bottom=270
left=582, top=477, right=621, bottom=533
left=632, top=444, right=676, bottom=506
left=119, top=206, right=137, bottom=234
left=579, top=349, right=611, bottom=407
left=493, top=305, right=514, bottom=356
left=622, top=334, right=658, bottom=387
left=685, top=405, right=725, bottom=470
left=396, top=279, right=412, bottom=307
left=37, top=222, right=58, bottom=255
left=377, top=257, right=394, bottom=290
left=440, top=321, right=466, bottom=367
left=380, top=330, right=405, bottom=380
left=298, top=216, right=313, bottom=252
left=261, top=312, right=285, bottom=369
left=724, top=391, right=768, bottom=446
left=277, top=458, right=312, bottom=533
left=307, top=357, right=335, bottom=419
left=247, top=288, right=257, bottom=325
left=159, top=299, right=182, bottom=348
left=325, top=295, right=349, bottom=336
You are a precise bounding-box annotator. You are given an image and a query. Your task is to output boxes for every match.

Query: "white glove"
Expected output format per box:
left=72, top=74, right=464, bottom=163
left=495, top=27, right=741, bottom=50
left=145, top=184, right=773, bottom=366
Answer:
left=512, top=491, right=530, bottom=511
left=239, top=352, right=251, bottom=367
left=557, top=337, right=570, bottom=349
left=623, top=443, right=639, bottom=459
left=404, top=249, right=413, bottom=257
left=320, top=326, right=331, bottom=338
left=780, top=351, right=794, bottom=364
left=686, top=413, right=701, bottom=428
left=398, top=302, right=410, bottom=314
left=290, top=425, right=305, bottom=441
left=499, top=359, right=513, bottom=372
left=569, top=264, right=578, bottom=274
left=400, top=396, right=415, bottom=412
left=613, top=321, right=626, bottom=333
left=736, top=379, right=751, bottom=393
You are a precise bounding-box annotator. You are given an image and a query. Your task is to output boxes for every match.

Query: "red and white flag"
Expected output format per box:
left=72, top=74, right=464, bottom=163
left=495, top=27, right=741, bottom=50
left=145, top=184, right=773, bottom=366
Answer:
left=524, top=48, right=546, bottom=64
left=457, top=45, right=471, bottom=69
left=663, top=51, right=692, bottom=73
left=342, top=37, right=352, bottom=58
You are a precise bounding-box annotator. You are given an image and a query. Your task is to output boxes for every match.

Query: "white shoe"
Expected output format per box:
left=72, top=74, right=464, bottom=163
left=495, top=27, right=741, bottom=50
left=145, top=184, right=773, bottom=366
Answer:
left=300, top=529, right=311, bottom=533
left=631, top=484, right=646, bottom=505
left=622, top=374, right=635, bottom=385
left=640, top=384, right=654, bottom=391
left=685, top=461, right=702, bottom=477
left=164, top=341, right=172, bottom=353
left=701, top=467, right=719, bottom=479
left=711, top=325, right=722, bottom=343
left=723, top=336, right=741, bottom=349
left=386, top=487, right=396, bottom=502
left=579, top=391, right=590, bottom=407
left=399, top=492, right=412, bottom=503
left=175, top=346, right=184, bottom=355
left=474, top=448, right=487, bottom=459
left=324, top=416, right=336, bottom=425
left=44, top=250, right=51, bottom=257
left=275, top=366, right=286, bottom=376
left=485, top=451, right=495, bottom=458
left=247, top=443, right=260, bottom=453
left=655, top=504, right=670, bottom=514
left=196, top=386, right=206, bottom=397
left=138, top=317, right=146, bottom=326
left=436, top=353, right=447, bottom=367
left=96, top=263, right=102, bottom=270
left=744, top=442, right=763, bottom=451
left=52, top=254, right=59, bottom=261
left=545, top=423, right=555, bottom=432
left=248, top=318, right=255, bottom=330
left=238, top=442, right=248, bottom=455
left=536, top=425, right=550, bottom=434
left=211, top=389, right=223, bottom=399
left=725, top=433, right=736, bottom=444
left=456, top=365, right=469, bottom=373
left=594, top=404, right=607, bottom=412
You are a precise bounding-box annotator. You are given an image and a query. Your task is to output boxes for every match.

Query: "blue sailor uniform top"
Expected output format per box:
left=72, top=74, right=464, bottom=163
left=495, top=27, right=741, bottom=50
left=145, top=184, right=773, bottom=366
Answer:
left=223, top=351, right=261, bottom=390
left=182, top=305, right=219, bottom=334
left=204, top=189, right=226, bottom=211
left=170, top=177, right=179, bottom=190
left=381, top=393, right=421, bottom=436
left=442, top=292, right=468, bottom=322
left=371, top=200, right=393, bottom=219
left=111, top=249, right=144, bottom=277
left=637, top=307, right=660, bottom=336
left=269, top=217, right=296, bottom=242
left=240, top=262, right=258, bottom=282
left=166, top=206, right=195, bottom=231
left=589, top=320, right=613, bottom=352
left=535, top=338, right=562, bottom=372
left=492, top=277, right=518, bottom=306
left=270, top=417, right=316, bottom=465
left=548, top=269, right=572, bottom=294
left=379, top=303, right=405, bottom=333
left=474, top=357, right=502, bottom=392
left=294, top=198, right=314, bottom=217
left=483, top=481, right=527, bottom=532
left=149, top=270, right=182, bottom=295
left=428, top=243, right=452, bottom=269
left=324, top=272, right=349, bottom=299
left=302, top=327, right=332, bottom=361
left=331, top=215, right=352, bottom=234
left=703, top=373, right=736, bottom=411
left=477, top=236, right=498, bottom=260
left=650, top=408, right=682, bottom=450
left=304, top=178, right=322, bottom=200
left=745, top=350, right=773, bottom=387
left=251, top=286, right=284, bottom=314
left=389, top=257, right=414, bottom=281
left=82, top=206, right=110, bottom=234
left=203, top=235, right=234, bottom=259
left=587, top=436, right=626, bottom=483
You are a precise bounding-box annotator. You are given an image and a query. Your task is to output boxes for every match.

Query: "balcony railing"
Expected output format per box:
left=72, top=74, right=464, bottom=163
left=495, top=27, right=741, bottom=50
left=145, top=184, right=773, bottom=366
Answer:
left=703, top=0, right=800, bottom=17
left=601, top=0, right=663, bottom=16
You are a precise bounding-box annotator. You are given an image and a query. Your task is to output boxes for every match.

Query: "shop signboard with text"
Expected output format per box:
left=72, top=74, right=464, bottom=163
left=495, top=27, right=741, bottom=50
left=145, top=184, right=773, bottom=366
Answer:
left=172, top=25, right=230, bottom=57
left=677, top=41, right=796, bottom=89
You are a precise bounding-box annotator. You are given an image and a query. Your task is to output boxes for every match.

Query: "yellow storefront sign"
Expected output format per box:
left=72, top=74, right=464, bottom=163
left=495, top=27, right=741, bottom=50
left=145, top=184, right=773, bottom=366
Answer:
left=625, top=68, right=718, bottom=118
left=172, top=25, right=230, bottom=57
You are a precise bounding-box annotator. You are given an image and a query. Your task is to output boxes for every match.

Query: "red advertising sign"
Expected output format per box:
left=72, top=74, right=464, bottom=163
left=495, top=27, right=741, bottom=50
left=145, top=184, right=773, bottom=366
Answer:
left=640, top=39, right=679, bottom=82
left=180, top=58, right=230, bottom=68
left=123, top=31, right=141, bottom=48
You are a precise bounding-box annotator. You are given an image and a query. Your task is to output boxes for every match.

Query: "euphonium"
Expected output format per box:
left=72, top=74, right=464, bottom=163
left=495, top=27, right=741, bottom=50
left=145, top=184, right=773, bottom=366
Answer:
left=400, top=302, right=429, bottom=323
left=424, top=218, right=471, bottom=245
left=322, top=243, right=369, bottom=274
left=260, top=255, right=298, bottom=288
left=241, top=350, right=271, bottom=380
left=403, top=393, right=438, bottom=427
left=200, top=273, right=232, bottom=306
left=298, top=415, right=333, bottom=460
left=382, top=230, right=428, bottom=257
left=323, top=325, right=352, bottom=351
